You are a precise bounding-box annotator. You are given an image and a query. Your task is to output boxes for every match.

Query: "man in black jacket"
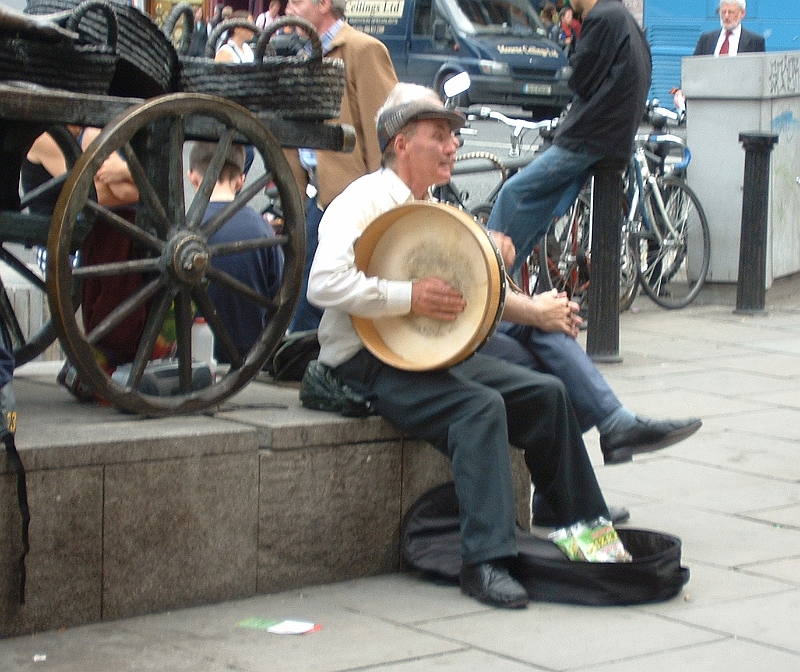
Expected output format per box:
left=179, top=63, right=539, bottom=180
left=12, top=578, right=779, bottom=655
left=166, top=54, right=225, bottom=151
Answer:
left=694, top=0, right=765, bottom=56
left=485, top=0, right=651, bottom=275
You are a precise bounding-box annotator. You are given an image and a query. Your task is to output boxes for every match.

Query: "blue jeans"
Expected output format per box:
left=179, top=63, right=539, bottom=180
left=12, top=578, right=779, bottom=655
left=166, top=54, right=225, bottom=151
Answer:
left=480, top=325, right=621, bottom=433
left=289, top=196, right=325, bottom=333
left=486, top=144, right=601, bottom=276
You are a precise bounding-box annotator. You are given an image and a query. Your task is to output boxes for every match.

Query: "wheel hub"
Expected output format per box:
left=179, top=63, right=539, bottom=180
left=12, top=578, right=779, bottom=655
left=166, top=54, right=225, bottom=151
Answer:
left=171, top=233, right=210, bottom=284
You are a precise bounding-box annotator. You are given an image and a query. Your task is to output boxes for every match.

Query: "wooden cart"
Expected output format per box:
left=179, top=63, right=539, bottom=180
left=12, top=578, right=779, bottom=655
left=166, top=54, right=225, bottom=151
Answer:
left=0, top=82, right=353, bottom=416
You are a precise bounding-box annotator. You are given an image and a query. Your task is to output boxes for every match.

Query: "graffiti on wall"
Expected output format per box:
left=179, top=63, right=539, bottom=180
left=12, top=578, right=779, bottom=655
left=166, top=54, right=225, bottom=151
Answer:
left=769, top=54, right=800, bottom=96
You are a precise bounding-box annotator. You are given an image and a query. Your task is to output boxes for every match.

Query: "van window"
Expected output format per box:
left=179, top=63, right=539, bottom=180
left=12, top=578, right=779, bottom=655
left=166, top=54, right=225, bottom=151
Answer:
left=451, top=0, right=545, bottom=36
left=413, top=0, right=433, bottom=36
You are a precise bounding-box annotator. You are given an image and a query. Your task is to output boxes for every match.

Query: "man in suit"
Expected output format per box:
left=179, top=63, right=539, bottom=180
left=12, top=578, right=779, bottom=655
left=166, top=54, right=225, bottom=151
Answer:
left=674, top=0, right=765, bottom=110
left=694, top=0, right=765, bottom=56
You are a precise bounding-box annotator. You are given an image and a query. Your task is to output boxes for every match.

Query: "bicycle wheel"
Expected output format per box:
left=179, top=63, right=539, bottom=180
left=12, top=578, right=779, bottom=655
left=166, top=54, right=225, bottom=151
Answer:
left=618, top=225, right=639, bottom=312
left=446, top=151, right=507, bottom=213
left=519, top=235, right=550, bottom=295
left=543, top=187, right=591, bottom=303
left=637, top=175, right=710, bottom=309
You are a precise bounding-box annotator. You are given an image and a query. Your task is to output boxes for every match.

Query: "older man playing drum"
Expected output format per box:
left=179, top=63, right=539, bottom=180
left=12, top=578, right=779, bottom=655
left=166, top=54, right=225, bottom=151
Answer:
left=306, top=83, right=618, bottom=609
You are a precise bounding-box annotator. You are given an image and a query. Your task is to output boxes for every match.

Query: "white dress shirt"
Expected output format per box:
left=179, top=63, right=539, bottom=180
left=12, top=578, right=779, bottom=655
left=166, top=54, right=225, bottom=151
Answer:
left=715, top=24, right=742, bottom=55
left=307, top=168, right=416, bottom=367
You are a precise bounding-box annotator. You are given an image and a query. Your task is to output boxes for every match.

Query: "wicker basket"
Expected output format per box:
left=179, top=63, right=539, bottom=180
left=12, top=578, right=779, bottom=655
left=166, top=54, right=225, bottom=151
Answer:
left=0, top=0, right=117, bottom=95
left=177, top=16, right=345, bottom=121
left=25, top=0, right=177, bottom=98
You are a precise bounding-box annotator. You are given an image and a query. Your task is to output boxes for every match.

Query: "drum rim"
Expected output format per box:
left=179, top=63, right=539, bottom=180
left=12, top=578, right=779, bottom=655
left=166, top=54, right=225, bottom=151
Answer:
left=351, top=201, right=505, bottom=371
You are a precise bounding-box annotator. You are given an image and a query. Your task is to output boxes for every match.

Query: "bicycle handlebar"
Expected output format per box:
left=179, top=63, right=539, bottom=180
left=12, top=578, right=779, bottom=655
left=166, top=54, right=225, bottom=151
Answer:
left=466, top=107, right=557, bottom=157
left=472, top=107, right=555, bottom=132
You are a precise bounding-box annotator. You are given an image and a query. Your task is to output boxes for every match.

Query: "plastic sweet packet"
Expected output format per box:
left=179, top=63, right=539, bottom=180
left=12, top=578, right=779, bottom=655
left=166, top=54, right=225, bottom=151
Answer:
left=549, top=526, right=585, bottom=561
left=574, top=518, right=632, bottom=563
left=549, top=517, right=632, bottom=563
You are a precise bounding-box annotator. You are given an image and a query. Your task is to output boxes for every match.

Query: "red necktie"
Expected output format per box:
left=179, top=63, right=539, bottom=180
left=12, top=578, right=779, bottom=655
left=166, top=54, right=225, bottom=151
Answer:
left=719, top=30, right=731, bottom=55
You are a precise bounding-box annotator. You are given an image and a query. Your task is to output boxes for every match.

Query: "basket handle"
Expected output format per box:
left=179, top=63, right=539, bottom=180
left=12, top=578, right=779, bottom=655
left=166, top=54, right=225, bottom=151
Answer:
left=163, top=1, right=194, bottom=56
left=66, top=0, right=118, bottom=50
left=205, top=17, right=261, bottom=59
left=255, top=16, right=321, bottom=62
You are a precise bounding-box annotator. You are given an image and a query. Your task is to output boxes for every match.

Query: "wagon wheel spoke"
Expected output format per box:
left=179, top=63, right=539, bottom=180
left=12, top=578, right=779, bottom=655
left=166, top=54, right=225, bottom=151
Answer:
left=166, top=117, right=187, bottom=225
left=204, top=266, right=277, bottom=310
left=185, top=128, right=236, bottom=230
left=85, top=277, right=164, bottom=347
left=191, top=286, right=243, bottom=370
left=0, top=246, right=46, bottom=291
left=0, top=285, right=26, bottom=347
left=208, top=234, right=288, bottom=257
left=121, top=140, right=173, bottom=238
left=200, top=171, right=270, bottom=240
left=84, top=200, right=164, bottom=252
left=72, top=257, right=160, bottom=278
left=173, top=289, right=196, bottom=393
left=19, top=173, right=68, bottom=211
left=123, top=286, right=177, bottom=390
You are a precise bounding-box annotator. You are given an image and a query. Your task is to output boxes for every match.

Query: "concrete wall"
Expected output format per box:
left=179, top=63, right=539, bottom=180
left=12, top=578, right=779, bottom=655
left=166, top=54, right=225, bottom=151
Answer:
left=1, top=381, right=531, bottom=637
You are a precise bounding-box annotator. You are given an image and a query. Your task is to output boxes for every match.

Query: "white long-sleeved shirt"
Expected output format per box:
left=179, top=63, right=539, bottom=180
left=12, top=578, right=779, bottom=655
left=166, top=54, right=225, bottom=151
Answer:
left=307, top=168, right=416, bottom=367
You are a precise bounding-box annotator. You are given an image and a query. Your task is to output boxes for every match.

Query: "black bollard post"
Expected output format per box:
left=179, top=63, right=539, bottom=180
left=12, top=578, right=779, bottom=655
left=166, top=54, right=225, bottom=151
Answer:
left=735, top=132, right=779, bottom=314
left=586, top=160, right=626, bottom=363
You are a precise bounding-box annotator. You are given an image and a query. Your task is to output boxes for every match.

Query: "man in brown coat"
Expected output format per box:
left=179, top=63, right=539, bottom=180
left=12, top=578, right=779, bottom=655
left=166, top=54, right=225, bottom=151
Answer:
left=285, top=0, right=398, bottom=331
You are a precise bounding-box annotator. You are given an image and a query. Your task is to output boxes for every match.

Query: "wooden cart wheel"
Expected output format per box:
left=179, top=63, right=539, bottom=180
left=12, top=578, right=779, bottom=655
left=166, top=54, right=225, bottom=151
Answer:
left=0, top=124, right=83, bottom=365
left=46, top=94, right=304, bottom=416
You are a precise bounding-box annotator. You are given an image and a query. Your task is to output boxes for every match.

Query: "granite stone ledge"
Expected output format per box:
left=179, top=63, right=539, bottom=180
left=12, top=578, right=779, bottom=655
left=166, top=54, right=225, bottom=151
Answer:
left=1, top=465, right=103, bottom=638
left=102, top=452, right=259, bottom=621
left=14, top=416, right=259, bottom=471
left=258, top=441, right=402, bottom=593
left=215, top=383, right=400, bottom=450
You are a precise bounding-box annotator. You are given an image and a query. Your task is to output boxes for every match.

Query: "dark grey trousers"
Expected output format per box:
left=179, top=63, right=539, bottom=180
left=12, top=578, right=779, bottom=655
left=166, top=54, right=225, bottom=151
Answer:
left=335, top=350, right=608, bottom=565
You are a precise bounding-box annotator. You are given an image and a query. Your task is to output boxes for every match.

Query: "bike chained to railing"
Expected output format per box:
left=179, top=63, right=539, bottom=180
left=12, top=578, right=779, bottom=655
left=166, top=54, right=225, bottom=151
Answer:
left=433, top=101, right=710, bottom=313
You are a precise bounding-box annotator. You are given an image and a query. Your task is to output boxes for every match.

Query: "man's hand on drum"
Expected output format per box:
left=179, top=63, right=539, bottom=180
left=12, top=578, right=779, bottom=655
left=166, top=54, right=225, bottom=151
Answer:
left=411, top=276, right=465, bottom=321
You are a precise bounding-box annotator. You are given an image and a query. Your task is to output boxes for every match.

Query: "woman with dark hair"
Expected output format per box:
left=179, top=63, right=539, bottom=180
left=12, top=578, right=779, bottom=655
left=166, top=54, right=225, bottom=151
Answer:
left=214, top=9, right=256, bottom=63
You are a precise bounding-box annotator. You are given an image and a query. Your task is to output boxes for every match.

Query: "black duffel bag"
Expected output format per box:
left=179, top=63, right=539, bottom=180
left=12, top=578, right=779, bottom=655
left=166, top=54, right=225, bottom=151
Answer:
left=401, top=481, right=690, bottom=606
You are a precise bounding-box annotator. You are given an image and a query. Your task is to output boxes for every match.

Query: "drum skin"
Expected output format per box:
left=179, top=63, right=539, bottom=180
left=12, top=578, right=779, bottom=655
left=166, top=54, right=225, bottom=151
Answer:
left=352, top=202, right=506, bottom=371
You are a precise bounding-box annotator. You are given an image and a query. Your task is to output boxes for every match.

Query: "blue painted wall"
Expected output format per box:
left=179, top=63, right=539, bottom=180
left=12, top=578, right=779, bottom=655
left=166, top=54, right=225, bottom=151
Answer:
left=644, top=0, right=800, bottom=107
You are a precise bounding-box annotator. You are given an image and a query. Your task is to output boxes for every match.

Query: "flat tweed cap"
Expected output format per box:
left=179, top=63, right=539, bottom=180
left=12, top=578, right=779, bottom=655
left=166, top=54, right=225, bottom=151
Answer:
left=377, top=100, right=465, bottom=152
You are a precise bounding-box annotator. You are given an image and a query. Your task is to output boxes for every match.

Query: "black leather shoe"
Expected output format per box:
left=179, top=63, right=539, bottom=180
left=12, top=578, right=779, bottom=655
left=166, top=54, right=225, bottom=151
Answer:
left=460, top=561, right=529, bottom=609
left=532, top=494, right=630, bottom=527
left=601, top=415, right=702, bottom=465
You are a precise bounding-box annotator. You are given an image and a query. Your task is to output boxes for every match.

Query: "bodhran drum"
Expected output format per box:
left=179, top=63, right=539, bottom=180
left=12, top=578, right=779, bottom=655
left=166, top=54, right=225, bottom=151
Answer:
left=352, top=201, right=506, bottom=371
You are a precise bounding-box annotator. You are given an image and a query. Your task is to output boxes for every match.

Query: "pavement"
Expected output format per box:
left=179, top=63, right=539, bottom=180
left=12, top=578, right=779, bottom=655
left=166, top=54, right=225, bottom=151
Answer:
left=1, top=275, right=800, bottom=671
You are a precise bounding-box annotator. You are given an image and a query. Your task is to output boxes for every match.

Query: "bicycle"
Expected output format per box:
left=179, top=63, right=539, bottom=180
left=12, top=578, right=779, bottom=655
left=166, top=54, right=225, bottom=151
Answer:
left=627, top=104, right=710, bottom=309
left=524, top=176, right=641, bottom=313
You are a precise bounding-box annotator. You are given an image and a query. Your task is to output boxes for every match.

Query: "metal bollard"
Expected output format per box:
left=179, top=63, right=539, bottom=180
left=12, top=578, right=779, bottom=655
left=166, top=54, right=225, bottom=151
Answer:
left=735, top=132, right=779, bottom=314
left=586, top=160, right=626, bottom=363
